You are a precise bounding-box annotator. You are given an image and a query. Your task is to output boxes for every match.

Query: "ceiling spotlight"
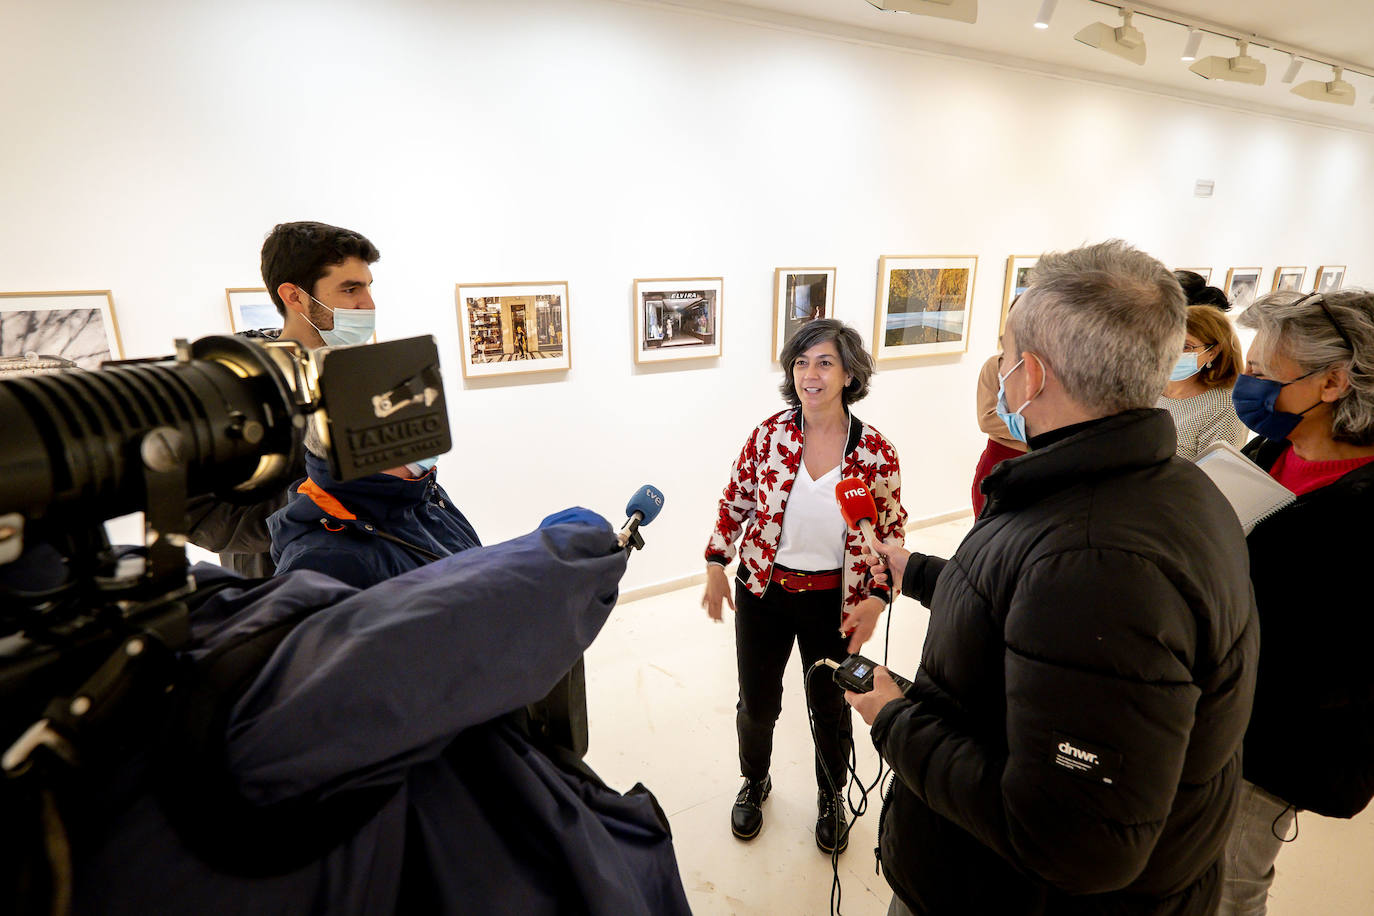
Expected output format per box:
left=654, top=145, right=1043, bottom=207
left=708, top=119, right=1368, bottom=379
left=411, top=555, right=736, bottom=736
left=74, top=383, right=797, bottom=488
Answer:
left=1292, top=66, right=1356, bottom=105
left=1281, top=53, right=1303, bottom=83
left=865, top=0, right=977, bottom=23
left=1181, top=29, right=1202, bottom=62
left=1189, top=39, right=1267, bottom=86
left=1074, top=8, right=1146, bottom=66
left=1034, top=0, right=1057, bottom=29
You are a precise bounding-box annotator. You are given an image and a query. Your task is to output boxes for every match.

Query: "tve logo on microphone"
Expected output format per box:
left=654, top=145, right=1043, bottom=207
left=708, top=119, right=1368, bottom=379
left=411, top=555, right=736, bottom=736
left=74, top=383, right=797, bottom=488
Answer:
left=625, top=485, right=664, bottom=525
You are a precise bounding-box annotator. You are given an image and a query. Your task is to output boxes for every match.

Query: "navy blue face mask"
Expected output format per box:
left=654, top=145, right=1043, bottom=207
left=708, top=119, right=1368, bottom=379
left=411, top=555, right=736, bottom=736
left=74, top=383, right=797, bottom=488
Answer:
left=1232, top=372, right=1321, bottom=441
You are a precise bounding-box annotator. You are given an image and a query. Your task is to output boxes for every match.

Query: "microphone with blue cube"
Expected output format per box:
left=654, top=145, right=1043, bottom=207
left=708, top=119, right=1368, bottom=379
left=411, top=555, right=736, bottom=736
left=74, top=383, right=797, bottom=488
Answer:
left=617, top=484, right=664, bottom=552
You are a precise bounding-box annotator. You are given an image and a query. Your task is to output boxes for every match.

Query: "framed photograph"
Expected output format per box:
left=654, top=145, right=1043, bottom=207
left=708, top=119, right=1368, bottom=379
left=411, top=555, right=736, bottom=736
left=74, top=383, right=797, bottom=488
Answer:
left=1176, top=267, right=1212, bottom=283
left=873, top=256, right=977, bottom=360
left=455, top=281, right=570, bottom=378
left=1001, top=256, right=1037, bottom=337
left=1271, top=267, right=1307, bottom=293
left=226, top=287, right=282, bottom=333
left=0, top=290, right=124, bottom=369
left=1225, top=267, right=1262, bottom=310
left=634, top=277, right=723, bottom=363
left=1315, top=265, right=1347, bottom=294
left=772, top=268, right=835, bottom=361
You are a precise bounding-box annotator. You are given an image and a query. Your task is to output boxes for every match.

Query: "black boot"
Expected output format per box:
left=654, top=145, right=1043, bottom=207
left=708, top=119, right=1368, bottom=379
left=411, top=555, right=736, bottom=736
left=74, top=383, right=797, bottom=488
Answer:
left=815, top=788, right=848, bottom=853
left=731, top=776, right=771, bottom=839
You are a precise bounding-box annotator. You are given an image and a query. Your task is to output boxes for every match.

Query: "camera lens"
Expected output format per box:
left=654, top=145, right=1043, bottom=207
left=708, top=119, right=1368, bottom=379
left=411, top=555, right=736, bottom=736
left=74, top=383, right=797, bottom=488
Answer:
left=0, top=336, right=300, bottom=523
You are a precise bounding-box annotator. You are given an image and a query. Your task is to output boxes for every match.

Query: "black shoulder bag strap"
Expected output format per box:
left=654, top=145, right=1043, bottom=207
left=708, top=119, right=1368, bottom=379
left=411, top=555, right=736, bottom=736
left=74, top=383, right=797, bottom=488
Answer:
left=369, top=527, right=445, bottom=564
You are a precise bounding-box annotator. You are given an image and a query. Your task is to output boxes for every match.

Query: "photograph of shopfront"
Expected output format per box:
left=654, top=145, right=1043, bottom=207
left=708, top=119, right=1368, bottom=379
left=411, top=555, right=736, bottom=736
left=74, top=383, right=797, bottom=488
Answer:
left=466, top=293, right=564, bottom=363
left=641, top=289, right=717, bottom=351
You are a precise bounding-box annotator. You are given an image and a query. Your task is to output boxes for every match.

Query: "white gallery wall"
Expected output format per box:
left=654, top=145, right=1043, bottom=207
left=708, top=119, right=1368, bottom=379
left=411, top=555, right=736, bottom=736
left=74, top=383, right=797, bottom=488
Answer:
left=3, top=0, right=1372, bottom=593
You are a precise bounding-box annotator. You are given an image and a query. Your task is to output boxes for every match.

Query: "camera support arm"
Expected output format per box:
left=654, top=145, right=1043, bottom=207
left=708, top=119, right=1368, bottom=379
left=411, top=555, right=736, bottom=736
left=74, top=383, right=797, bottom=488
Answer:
left=2, top=604, right=184, bottom=776
left=140, top=425, right=191, bottom=588
left=2, top=425, right=198, bottom=777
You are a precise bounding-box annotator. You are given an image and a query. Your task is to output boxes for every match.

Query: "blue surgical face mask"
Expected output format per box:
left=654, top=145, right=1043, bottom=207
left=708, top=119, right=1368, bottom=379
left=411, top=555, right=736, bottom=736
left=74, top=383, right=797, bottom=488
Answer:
left=996, top=357, right=1032, bottom=444
left=405, top=456, right=438, bottom=477
left=1232, top=372, right=1321, bottom=441
left=1169, top=352, right=1201, bottom=383
left=302, top=292, right=376, bottom=347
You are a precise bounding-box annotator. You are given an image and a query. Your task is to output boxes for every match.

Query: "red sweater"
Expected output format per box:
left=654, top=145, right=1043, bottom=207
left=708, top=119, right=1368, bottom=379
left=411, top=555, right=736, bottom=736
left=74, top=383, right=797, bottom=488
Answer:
left=1270, top=447, right=1374, bottom=496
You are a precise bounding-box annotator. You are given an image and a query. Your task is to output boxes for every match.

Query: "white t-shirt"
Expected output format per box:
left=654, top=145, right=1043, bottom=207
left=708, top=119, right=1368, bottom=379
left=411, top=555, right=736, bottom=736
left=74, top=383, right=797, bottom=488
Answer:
left=774, top=462, right=846, bottom=571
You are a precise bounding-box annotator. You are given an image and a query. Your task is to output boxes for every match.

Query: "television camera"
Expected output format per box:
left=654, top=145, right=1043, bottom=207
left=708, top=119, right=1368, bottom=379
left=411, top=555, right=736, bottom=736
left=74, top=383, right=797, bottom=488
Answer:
left=0, top=333, right=449, bottom=784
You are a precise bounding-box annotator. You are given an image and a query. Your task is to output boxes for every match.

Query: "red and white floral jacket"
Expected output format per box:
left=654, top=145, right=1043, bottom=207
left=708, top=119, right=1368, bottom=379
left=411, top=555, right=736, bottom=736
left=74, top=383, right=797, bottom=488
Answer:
left=705, top=408, right=907, bottom=605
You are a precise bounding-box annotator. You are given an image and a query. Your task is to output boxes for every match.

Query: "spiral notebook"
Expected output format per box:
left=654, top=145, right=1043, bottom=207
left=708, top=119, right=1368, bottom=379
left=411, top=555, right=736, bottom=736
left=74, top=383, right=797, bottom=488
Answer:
left=1194, top=440, right=1296, bottom=534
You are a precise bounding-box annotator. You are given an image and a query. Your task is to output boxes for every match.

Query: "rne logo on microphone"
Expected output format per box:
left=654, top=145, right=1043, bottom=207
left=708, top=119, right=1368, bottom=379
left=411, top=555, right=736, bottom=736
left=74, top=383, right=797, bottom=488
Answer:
left=841, top=487, right=865, bottom=500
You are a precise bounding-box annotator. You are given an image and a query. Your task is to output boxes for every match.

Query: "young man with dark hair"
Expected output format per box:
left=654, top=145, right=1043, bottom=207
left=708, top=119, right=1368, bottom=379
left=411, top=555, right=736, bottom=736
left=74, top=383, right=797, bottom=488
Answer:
left=185, top=221, right=380, bottom=575
left=261, top=221, right=380, bottom=349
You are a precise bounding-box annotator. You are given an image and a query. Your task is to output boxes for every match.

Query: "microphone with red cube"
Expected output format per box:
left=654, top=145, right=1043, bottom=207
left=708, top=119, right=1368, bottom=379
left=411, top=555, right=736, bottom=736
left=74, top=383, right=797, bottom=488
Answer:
left=834, top=477, right=881, bottom=553
left=828, top=476, right=914, bottom=692
left=833, top=476, right=883, bottom=638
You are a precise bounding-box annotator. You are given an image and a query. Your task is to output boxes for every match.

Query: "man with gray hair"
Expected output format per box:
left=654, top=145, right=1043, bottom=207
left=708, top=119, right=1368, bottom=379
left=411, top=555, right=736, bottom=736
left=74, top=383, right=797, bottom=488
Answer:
left=854, top=240, right=1259, bottom=914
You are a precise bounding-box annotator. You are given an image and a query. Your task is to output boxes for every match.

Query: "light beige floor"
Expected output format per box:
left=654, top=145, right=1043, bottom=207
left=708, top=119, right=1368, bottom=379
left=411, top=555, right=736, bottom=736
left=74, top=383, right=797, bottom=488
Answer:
left=583, top=516, right=1374, bottom=915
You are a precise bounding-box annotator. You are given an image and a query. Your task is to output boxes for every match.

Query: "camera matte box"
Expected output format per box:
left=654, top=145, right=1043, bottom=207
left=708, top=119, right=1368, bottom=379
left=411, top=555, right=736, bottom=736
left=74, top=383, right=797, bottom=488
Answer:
left=318, top=336, right=451, bottom=481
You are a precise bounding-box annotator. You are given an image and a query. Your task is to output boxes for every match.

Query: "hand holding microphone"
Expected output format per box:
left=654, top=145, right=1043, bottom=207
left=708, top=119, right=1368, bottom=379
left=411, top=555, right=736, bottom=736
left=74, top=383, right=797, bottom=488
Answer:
left=836, top=476, right=913, bottom=579
left=835, top=476, right=911, bottom=594
left=833, top=477, right=890, bottom=650
left=544, top=486, right=662, bottom=552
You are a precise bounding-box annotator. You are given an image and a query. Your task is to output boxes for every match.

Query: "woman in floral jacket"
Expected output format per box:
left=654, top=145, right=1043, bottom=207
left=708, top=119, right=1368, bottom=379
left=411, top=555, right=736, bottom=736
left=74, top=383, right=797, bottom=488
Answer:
left=702, top=319, right=907, bottom=855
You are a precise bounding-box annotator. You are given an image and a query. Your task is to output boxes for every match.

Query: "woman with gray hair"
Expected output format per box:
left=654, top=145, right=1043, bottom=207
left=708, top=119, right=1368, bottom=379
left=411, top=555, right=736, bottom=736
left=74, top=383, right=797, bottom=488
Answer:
left=1218, top=289, right=1374, bottom=914
left=702, top=319, right=907, bottom=854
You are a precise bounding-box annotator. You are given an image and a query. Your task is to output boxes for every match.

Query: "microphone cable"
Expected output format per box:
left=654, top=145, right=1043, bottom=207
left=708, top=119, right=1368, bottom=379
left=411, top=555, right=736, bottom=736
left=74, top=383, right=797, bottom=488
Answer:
left=805, top=583, right=897, bottom=916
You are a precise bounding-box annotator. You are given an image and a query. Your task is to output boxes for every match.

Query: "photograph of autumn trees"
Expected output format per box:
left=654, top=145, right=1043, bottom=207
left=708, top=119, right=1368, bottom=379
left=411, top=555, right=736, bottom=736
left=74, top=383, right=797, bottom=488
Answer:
left=882, top=267, right=970, bottom=347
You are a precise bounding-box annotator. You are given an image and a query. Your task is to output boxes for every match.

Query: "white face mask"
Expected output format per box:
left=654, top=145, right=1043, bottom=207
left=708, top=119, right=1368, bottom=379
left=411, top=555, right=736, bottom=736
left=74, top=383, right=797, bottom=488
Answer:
left=301, top=292, right=375, bottom=346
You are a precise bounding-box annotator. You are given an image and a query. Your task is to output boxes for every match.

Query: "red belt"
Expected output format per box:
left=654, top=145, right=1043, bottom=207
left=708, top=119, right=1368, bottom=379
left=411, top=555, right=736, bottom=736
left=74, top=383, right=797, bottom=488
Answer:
left=772, top=568, right=842, bottom=593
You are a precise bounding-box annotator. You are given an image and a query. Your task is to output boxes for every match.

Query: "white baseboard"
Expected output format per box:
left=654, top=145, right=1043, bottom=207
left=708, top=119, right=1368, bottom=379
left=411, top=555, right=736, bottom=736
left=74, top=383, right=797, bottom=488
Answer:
left=907, top=508, right=974, bottom=530
left=616, top=508, right=973, bottom=605
left=619, top=570, right=708, bottom=605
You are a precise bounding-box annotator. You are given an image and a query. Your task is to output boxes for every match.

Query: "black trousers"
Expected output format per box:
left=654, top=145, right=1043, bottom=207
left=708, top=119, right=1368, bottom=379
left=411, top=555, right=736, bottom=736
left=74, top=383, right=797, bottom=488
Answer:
left=734, top=576, right=852, bottom=791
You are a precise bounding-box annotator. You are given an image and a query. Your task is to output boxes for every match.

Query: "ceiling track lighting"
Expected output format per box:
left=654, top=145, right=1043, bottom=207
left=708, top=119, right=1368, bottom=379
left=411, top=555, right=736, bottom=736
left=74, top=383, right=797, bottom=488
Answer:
left=1292, top=66, right=1356, bottom=105
left=1059, top=5, right=1371, bottom=109
left=864, top=0, right=977, bottom=23
left=1281, top=53, right=1303, bottom=83
left=1188, top=38, right=1267, bottom=86
left=1074, top=7, right=1145, bottom=66
left=1033, top=0, right=1057, bottom=30
left=1180, top=28, right=1201, bottom=62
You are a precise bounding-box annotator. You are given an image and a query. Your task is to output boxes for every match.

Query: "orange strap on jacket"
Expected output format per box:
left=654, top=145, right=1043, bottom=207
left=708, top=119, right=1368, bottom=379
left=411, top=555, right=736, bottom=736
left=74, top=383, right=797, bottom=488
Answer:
left=298, top=478, right=357, bottom=521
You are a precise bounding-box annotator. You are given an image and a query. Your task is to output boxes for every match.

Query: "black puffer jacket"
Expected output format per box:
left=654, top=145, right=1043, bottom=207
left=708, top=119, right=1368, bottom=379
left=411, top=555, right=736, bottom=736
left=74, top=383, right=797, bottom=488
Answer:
left=874, top=409, right=1258, bottom=915
left=1241, top=437, right=1374, bottom=818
